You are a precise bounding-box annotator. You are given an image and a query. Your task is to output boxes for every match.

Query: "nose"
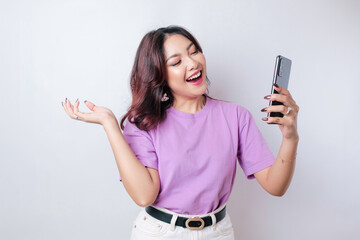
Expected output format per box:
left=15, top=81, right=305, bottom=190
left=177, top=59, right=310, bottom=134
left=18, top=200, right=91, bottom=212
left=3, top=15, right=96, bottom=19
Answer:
left=185, top=56, right=198, bottom=71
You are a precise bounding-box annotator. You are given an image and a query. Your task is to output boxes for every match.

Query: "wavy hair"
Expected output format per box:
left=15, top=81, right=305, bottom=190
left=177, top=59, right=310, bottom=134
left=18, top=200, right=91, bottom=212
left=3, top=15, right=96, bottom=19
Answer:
left=120, top=26, right=208, bottom=131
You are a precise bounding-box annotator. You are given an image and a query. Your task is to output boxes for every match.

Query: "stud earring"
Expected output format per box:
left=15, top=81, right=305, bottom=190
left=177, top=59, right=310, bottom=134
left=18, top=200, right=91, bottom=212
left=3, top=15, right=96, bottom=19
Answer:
left=161, top=93, right=169, bottom=102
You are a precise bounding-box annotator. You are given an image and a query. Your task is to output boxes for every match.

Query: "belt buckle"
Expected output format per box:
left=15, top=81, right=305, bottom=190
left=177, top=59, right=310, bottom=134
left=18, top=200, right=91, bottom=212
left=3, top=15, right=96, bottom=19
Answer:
left=185, top=217, right=205, bottom=230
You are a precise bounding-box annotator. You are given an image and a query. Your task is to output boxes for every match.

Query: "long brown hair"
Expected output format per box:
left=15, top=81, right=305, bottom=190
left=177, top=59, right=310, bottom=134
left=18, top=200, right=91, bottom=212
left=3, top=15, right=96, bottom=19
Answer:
left=120, top=26, right=208, bottom=131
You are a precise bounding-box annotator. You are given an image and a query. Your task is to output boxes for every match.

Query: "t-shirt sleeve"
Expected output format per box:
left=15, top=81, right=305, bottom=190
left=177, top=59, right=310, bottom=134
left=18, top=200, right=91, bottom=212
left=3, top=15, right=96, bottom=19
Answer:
left=237, top=106, right=275, bottom=179
left=120, top=120, right=158, bottom=181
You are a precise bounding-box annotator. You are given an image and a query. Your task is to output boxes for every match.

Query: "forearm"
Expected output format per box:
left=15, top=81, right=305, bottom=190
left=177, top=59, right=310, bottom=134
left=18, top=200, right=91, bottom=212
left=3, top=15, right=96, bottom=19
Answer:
left=103, top=119, right=159, bottom=206
left=265, top=136, right=298, bottom=196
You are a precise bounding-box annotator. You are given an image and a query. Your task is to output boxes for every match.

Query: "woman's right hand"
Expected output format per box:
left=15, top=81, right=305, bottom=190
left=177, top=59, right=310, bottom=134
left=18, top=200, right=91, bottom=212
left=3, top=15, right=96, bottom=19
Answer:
left=62, top=98, right=116, bottom=126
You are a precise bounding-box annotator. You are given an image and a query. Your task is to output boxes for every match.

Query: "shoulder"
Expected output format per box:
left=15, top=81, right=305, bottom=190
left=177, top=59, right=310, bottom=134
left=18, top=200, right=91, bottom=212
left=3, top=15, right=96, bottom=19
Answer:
left=123, top=119, right=153, bottom=139
left=208, top=97, right=250, bottom=116
left=208, top=97, right=255, bottom=129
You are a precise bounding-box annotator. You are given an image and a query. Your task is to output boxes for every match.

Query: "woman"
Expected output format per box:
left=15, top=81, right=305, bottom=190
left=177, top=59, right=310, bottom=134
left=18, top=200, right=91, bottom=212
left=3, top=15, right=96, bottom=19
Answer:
left=62, top=26, right=299, bottom=239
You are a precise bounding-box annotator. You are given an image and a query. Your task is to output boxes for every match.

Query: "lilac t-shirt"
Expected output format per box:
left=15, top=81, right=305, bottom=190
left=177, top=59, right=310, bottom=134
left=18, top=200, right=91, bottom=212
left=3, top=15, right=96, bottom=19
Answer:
left=123, top=97, right=274, bottom=215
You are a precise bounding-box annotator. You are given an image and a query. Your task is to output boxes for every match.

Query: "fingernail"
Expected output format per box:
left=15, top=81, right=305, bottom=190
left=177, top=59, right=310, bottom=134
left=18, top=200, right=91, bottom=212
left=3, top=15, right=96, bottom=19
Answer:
left=84, top=100, right=87, bottom=103
left=273, top=83, right=279, bottom=88
left=262, top=117, right=268, bottom=121
left=264, top=95, right=271, bottom=100
left=75, top=98, right=79, bottom=103
left=261, top=107, right=267, bottom=112
left=65, top=98, right=68, bottom=102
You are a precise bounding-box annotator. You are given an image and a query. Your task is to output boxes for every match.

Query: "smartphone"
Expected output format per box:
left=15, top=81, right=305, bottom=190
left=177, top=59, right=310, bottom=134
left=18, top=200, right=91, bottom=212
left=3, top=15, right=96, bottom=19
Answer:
left=268, top=55, right=292, bottom=118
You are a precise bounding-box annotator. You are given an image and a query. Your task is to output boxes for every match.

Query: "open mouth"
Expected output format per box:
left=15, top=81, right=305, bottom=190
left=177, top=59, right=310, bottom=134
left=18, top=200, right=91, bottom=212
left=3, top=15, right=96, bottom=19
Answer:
left=186, top=71, right=203, bottom=85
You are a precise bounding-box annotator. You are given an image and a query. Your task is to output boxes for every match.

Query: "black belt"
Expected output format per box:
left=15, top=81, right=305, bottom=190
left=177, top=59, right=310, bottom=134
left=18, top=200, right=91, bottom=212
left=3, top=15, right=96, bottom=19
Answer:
left=145, top=206, right=226, bottom=230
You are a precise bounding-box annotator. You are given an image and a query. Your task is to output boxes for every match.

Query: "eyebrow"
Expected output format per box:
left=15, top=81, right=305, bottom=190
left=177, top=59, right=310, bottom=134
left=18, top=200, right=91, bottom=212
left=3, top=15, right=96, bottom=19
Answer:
left=165, top=42, right=194, bottom=63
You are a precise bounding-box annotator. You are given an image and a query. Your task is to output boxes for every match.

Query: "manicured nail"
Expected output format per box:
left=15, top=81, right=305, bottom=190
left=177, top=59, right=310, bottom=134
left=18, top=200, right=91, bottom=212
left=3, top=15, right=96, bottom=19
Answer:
left=65, top=98, right=68, bottom=102
left=264, top=95, right=271, bottom=100
left=84, top=100, right=87, bottom=104
left=75, top=98, right=79, bottom=103
left=262, top=117, right=268, bottom=121
left=273, top=83, right=279, bottom=88
left=261, top=107, right=267, bottom=112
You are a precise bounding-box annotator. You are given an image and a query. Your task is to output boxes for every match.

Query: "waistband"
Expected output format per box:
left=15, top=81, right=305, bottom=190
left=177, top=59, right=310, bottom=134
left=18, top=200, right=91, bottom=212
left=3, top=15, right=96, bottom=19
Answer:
left=145, top=205, right=227, bottom=230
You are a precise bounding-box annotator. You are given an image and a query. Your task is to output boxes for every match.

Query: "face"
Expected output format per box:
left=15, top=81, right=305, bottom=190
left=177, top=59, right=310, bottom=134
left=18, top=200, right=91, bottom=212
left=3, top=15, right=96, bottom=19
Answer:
left=163, top=34, right=207, bottom=102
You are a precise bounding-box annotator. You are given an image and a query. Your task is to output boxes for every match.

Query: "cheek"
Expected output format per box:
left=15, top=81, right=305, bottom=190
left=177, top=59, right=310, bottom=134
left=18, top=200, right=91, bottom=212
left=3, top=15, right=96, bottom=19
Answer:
left=167, top=68, right=185, bottom=83
left=199, top=55, right=206, bottom=68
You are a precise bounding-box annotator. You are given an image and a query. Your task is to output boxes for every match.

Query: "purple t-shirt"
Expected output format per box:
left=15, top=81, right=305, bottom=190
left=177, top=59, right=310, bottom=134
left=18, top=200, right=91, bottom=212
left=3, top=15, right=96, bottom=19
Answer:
left=123, top=97, right=274, bottom=215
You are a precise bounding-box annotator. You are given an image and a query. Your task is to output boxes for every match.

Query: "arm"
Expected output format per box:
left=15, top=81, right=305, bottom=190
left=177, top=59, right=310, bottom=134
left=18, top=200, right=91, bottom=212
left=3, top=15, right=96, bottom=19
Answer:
left=62, top=99, right=160, bottom=206
left=254, top=136, right=298, bottom=196
left=254, top=84, right=299, bottom=196
left=102, top=119, right=160, bottom=206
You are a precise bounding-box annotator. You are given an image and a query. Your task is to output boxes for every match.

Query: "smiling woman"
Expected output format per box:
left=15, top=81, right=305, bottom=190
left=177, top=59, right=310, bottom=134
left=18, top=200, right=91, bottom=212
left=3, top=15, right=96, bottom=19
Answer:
left=163, top=34, right=208, bottom=111
left=62, top=25, right=299, bottom=240
left=119, top=26, right=209, bottom=131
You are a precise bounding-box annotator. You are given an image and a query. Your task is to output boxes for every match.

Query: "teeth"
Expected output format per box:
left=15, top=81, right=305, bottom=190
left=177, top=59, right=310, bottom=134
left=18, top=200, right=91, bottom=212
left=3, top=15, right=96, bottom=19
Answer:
left=187, top=71, right=201, bottom=81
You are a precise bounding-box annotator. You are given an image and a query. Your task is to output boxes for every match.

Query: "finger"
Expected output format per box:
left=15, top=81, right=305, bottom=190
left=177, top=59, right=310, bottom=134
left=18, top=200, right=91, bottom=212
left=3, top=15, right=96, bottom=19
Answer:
left=262, top=116, right=284, bottom=125
left=69, top=99, right=77, bottom=112
left=73, top=99, right=94, bottom=121
left=65, top=99, right=78, bottom=120
left=284, top=106, right=299, bottom=118
left=261, top=105, right=289, bottom=115
left=84, top=100, right=96, bottom=111
left=73, top=99, right=83, bottom=120
left=62, top=98, right=68, bottom=109
left=62, top=100, right=73, bottom=118
left=273, top=83, right=290, bottom=96
left=62, top=98, right=73, bottom=117
left=264, top=93, right=289, bottom=106
left=265, top=94, right=299, bottom=111
left=66, top=98, right=75, bottom=113
left=273, top=84, right=299, bottom=107
left=73, top=99, right=80, bottom=113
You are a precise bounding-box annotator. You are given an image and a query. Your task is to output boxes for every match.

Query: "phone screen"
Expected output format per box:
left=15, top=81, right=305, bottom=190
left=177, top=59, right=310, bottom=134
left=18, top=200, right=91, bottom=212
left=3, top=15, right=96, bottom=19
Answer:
left=268, top=55, right=292, bottom=118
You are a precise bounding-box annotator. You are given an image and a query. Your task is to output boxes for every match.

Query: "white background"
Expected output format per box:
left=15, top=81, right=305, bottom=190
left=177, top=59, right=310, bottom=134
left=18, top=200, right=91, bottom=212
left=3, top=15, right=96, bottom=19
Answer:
left=1, top=0, right=359, bottom=239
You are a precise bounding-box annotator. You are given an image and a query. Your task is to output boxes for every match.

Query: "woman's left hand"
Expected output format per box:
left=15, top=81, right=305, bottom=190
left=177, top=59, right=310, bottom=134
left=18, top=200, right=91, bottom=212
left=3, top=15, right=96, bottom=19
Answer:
left=262, top=84, right=299, bottom=140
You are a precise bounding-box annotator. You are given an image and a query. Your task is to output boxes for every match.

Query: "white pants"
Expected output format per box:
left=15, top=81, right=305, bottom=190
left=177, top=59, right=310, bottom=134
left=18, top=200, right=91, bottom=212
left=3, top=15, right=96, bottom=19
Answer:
left=130, top=205, right=235, bottom=240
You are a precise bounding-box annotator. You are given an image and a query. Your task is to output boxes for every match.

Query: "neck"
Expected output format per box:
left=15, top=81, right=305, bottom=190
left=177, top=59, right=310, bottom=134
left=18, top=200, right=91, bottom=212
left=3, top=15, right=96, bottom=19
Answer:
left=172, top=95, right=206, bottom=114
